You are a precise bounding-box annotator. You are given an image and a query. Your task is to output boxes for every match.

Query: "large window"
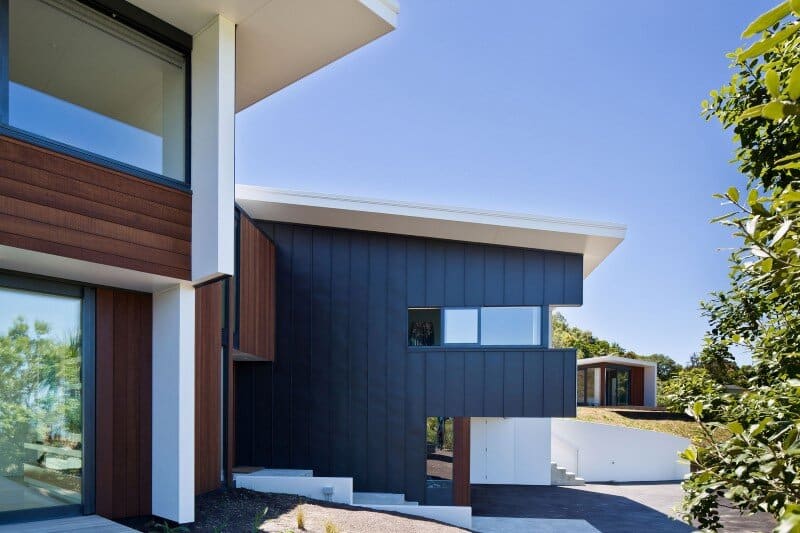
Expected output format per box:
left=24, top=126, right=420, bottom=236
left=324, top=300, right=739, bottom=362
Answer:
left=7, top=0, right=188, bottom=182
left=408, top=306, right=542, bottom=347
left=0, top=280, right=89, bottom=518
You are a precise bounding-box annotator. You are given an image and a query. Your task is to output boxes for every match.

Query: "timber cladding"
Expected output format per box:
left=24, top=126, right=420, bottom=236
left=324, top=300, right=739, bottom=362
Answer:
left=195, top=280, right=223, bottom=495
left=95, top=288, right=152, bottom=519
left=237, top=213, right=275, bottom=360
left=0, top=135, right=191, bottom=279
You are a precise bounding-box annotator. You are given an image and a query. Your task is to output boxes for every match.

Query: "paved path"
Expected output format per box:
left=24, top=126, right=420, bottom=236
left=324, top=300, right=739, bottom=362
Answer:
left=472, top=483, right=775, bottom=533
left=472, top=516, right=600, bottom=532
left=0, top=515, right=135, bottom=532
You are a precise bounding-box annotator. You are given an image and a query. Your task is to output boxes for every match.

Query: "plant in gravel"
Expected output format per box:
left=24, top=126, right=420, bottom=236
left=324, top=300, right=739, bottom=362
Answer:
left=152, top=522, right=189, bottom=533
left=251, top=506, right=269, bottom=532
left=324, top=520, right=340, bottom=533
left=296, top=504, right=306, bottom=530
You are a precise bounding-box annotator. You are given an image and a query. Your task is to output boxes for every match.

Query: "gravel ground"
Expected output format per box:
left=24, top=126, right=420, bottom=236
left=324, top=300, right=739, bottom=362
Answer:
left=119, top=488, right=467, bottom=533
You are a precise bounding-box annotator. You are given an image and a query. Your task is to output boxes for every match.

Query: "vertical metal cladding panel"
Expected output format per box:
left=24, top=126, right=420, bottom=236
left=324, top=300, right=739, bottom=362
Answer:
left=245, top=221, right=583, bottom=499
left=310, top=230, right=332, bottom=475
left=367, top=233, right=388, bottom=490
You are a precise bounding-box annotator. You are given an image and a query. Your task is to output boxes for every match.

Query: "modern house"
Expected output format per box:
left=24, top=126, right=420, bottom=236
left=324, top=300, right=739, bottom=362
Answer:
left=577, top=355, right=658, bottom=407
left=0, top=0, right=397, bottom=526
left=0, top=0, right=627, bottom=529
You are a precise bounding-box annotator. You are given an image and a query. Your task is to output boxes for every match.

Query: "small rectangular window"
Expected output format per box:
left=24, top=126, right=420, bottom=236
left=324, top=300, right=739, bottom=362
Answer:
left=480, top=306, right=541, bottom=346
left=443, top=308, right=478, bottom=344
left=408, top=308, right=441, bottom=347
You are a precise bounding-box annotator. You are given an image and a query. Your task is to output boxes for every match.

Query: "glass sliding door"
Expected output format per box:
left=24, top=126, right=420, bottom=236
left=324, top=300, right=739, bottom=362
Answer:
left=604, top=368, right=630, bottom=406
left=0, top=279, right=89, bottom=520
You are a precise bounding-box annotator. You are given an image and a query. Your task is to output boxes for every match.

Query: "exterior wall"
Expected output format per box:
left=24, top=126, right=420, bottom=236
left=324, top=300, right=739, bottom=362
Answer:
left=195, top=281, right=223, bottom=495
left=0, top=136, right=192, bottom=280
left=95, top=288, right=153, bottom=519
left=580, top=362, right=650, bottom=407
left=551, top=419, right=690, bottom=482
left=470, top=418, right=552, bottom=485
left=236, top=221, right=582, bottom=503
left=236, top=213, right=276, bottom=360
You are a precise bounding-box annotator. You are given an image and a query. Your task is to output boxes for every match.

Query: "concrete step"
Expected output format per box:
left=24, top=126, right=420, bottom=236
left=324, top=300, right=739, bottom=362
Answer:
left=353, top=503, right=472, bottom=529
left=550, top=462, right=586, bottom=486
left=353, top=492, right=417, bottom=505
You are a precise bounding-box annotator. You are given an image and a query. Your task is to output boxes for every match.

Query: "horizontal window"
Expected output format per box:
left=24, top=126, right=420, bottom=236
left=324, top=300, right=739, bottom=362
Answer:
left=408, top=306, right=542, bottom=347
left=480, top=306, right=541, bottom=346
left=8, top=0, right=187, bottom=182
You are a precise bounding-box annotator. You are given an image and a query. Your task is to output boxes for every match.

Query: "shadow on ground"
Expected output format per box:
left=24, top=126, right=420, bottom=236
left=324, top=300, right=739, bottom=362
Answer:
left=471, top=484, right=692, bottom=533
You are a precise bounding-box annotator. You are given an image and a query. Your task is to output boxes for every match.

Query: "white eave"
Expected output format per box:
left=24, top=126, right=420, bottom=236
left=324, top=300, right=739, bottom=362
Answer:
left=235, top=185, right=626, bottom=278
left=128, top=0, right=398, bottom=111
left=577, top=356, right=656, bottom=368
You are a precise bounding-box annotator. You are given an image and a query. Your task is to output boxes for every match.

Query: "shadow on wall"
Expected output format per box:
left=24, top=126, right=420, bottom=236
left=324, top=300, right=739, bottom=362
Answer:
left=470, top=484, right=693, bottom=533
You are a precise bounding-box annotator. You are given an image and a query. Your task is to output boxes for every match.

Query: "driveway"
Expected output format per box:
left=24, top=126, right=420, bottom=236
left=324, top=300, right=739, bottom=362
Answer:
left=471, top=483, right=775, bottom=533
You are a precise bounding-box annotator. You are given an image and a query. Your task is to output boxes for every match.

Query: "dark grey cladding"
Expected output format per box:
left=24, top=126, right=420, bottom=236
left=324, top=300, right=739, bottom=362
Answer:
left=235, top=221, right=581, bottom=503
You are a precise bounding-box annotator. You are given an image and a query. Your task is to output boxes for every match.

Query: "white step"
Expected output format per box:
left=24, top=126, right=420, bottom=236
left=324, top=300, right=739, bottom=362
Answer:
left=236, top=473, right=353, bottom=504
left=354, top=503, right=472, bottom=529
left=353, top=492, right=416, bottom=505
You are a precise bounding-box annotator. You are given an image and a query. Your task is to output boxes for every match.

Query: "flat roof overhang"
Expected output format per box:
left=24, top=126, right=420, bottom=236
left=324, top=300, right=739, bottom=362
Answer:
left=577, top=355, right=657, bottom=368
left=235, top=185, right=627, bottom=278
left=127, top=0, right=398, bottom=111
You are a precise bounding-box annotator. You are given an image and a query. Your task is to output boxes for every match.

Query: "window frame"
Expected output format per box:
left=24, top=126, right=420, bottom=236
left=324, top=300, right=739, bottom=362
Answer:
left=407, top=305, right=546, bottom=349
left=0, top=270, right=96, bottom=524
left=0, top=0, right=193, bottom=190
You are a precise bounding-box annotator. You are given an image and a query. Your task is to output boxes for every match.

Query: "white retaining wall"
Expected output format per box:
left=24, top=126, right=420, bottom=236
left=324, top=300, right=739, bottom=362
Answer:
left=551, top=419, right=690, bottom=482
left=235, top=475, right=353, bottom=504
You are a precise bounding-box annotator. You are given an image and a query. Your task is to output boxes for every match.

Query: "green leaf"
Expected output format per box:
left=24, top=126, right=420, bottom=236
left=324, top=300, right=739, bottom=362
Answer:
left=739, top=23, right=800, bottom=61
left=793, top=0, right=800, bottom=15
left=728, top=421, right=745, bottom=434
left=789, top=65, right=800, bottom=99
left=776, top=151, right=800, bottom=164
left=738, top=104, right=766, bottom=121
left=748, top=189, right=759, bottom=205
left=766, top=69, right=781, bottom=97
left=742, top=2, right=791, bottom=38
left=772, top=219, right=792, bottom=244
left=727, top=187, right=740, bottom=203
left=762, top=100, right=786, bottom=120
left=775, top=161, right=800, bottom=170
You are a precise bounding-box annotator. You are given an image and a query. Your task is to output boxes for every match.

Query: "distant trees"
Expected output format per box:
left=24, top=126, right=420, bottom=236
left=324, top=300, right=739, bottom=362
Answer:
left=551, top=312, right=682, bottom=379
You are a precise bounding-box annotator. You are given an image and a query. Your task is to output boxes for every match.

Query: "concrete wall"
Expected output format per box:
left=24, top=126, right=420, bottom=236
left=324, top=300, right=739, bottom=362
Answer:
left=470, top=418, right=552, bottom=485
left=551, top=419, right=690, bottom=482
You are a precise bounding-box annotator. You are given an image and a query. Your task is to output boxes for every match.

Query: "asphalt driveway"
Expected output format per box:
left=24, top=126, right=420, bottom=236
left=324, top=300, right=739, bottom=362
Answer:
left=471, top=483, right=775, bottom=533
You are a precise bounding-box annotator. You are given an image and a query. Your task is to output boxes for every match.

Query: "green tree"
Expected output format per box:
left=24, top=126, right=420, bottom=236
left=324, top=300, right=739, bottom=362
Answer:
left=639, top=353, right=683, bottom=381
left=680, top=2, right=800, bottom=530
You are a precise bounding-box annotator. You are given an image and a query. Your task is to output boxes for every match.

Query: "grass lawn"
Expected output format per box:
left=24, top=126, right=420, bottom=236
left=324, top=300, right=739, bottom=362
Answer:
left=576, top=406, right=711, bottom=444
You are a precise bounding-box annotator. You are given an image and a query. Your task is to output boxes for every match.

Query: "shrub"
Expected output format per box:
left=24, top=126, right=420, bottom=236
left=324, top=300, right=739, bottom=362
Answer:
left=296, top=505, right=305, bottom=530
left=324, top=520, right=340, bottom=533
left=659, top=368, right=724, bottom=418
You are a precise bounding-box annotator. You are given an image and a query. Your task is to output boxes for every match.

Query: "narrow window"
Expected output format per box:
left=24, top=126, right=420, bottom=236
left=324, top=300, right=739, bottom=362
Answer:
left=443, top=308, right=478, bottom=344
left=408, top=308, right=441, bottom=347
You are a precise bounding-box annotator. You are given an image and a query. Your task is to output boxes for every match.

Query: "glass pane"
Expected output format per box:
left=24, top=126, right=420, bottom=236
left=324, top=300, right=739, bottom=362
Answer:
left=586, top=368, right=597, bottom=405
left=9, top=0, right=186, bottom=181
left=408, top=308, right=441, bottom=346
left=480, top=306, right=541, bottom=345
left=577, top=369, right=586, bottom=404
left=443, top=308, right=478, bottom=344
left=0, top=286, right=82, bottom=513
left=617, top=370, right=630, bottom=405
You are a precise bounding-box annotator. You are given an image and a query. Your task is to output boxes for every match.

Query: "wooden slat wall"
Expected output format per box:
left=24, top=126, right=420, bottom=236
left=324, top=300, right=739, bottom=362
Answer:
left=195, top=281, right=223, bottom=495
left=630, top=366, right=645, bottom=406
left=0, top=136, right=191, bottom=279
left=452, top=417, right=470, bottom=506
left=238, top=215, right=275, bottom=360
left=96, top=288, right=152, bottom=519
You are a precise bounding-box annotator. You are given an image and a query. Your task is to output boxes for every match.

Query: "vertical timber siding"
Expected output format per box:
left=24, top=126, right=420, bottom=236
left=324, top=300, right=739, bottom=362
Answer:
left=237, top=214, right=276, bottom=360
left=237, top=221, right=582, bottom=503
left=195, top=281, right=223, bottom=494
left=0, top=136, right=191, bottom=279
left=95, top=288, right=152, bottom=519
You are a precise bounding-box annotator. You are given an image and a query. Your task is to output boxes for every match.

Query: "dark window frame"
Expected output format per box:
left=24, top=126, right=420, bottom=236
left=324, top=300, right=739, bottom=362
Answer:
left=0, top=0, right=193, bottom=191
left=0, top=271, right=96, bottom=524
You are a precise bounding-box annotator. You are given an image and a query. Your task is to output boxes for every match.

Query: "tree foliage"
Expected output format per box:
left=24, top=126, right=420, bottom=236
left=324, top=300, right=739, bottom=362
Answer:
left=552, top=312, right=682, bottom=379
left=682, top=2, right=800, bottom=530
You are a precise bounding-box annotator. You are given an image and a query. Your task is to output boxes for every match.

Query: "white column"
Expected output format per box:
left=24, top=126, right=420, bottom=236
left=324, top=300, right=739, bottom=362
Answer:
left=152, top=283, right=195, bottom=523
left=191, top=15, right=235, bottom=283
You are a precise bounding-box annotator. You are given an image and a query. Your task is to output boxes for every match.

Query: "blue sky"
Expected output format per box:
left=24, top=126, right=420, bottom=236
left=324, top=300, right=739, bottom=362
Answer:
left=235, top=1, right=775, bottom=365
